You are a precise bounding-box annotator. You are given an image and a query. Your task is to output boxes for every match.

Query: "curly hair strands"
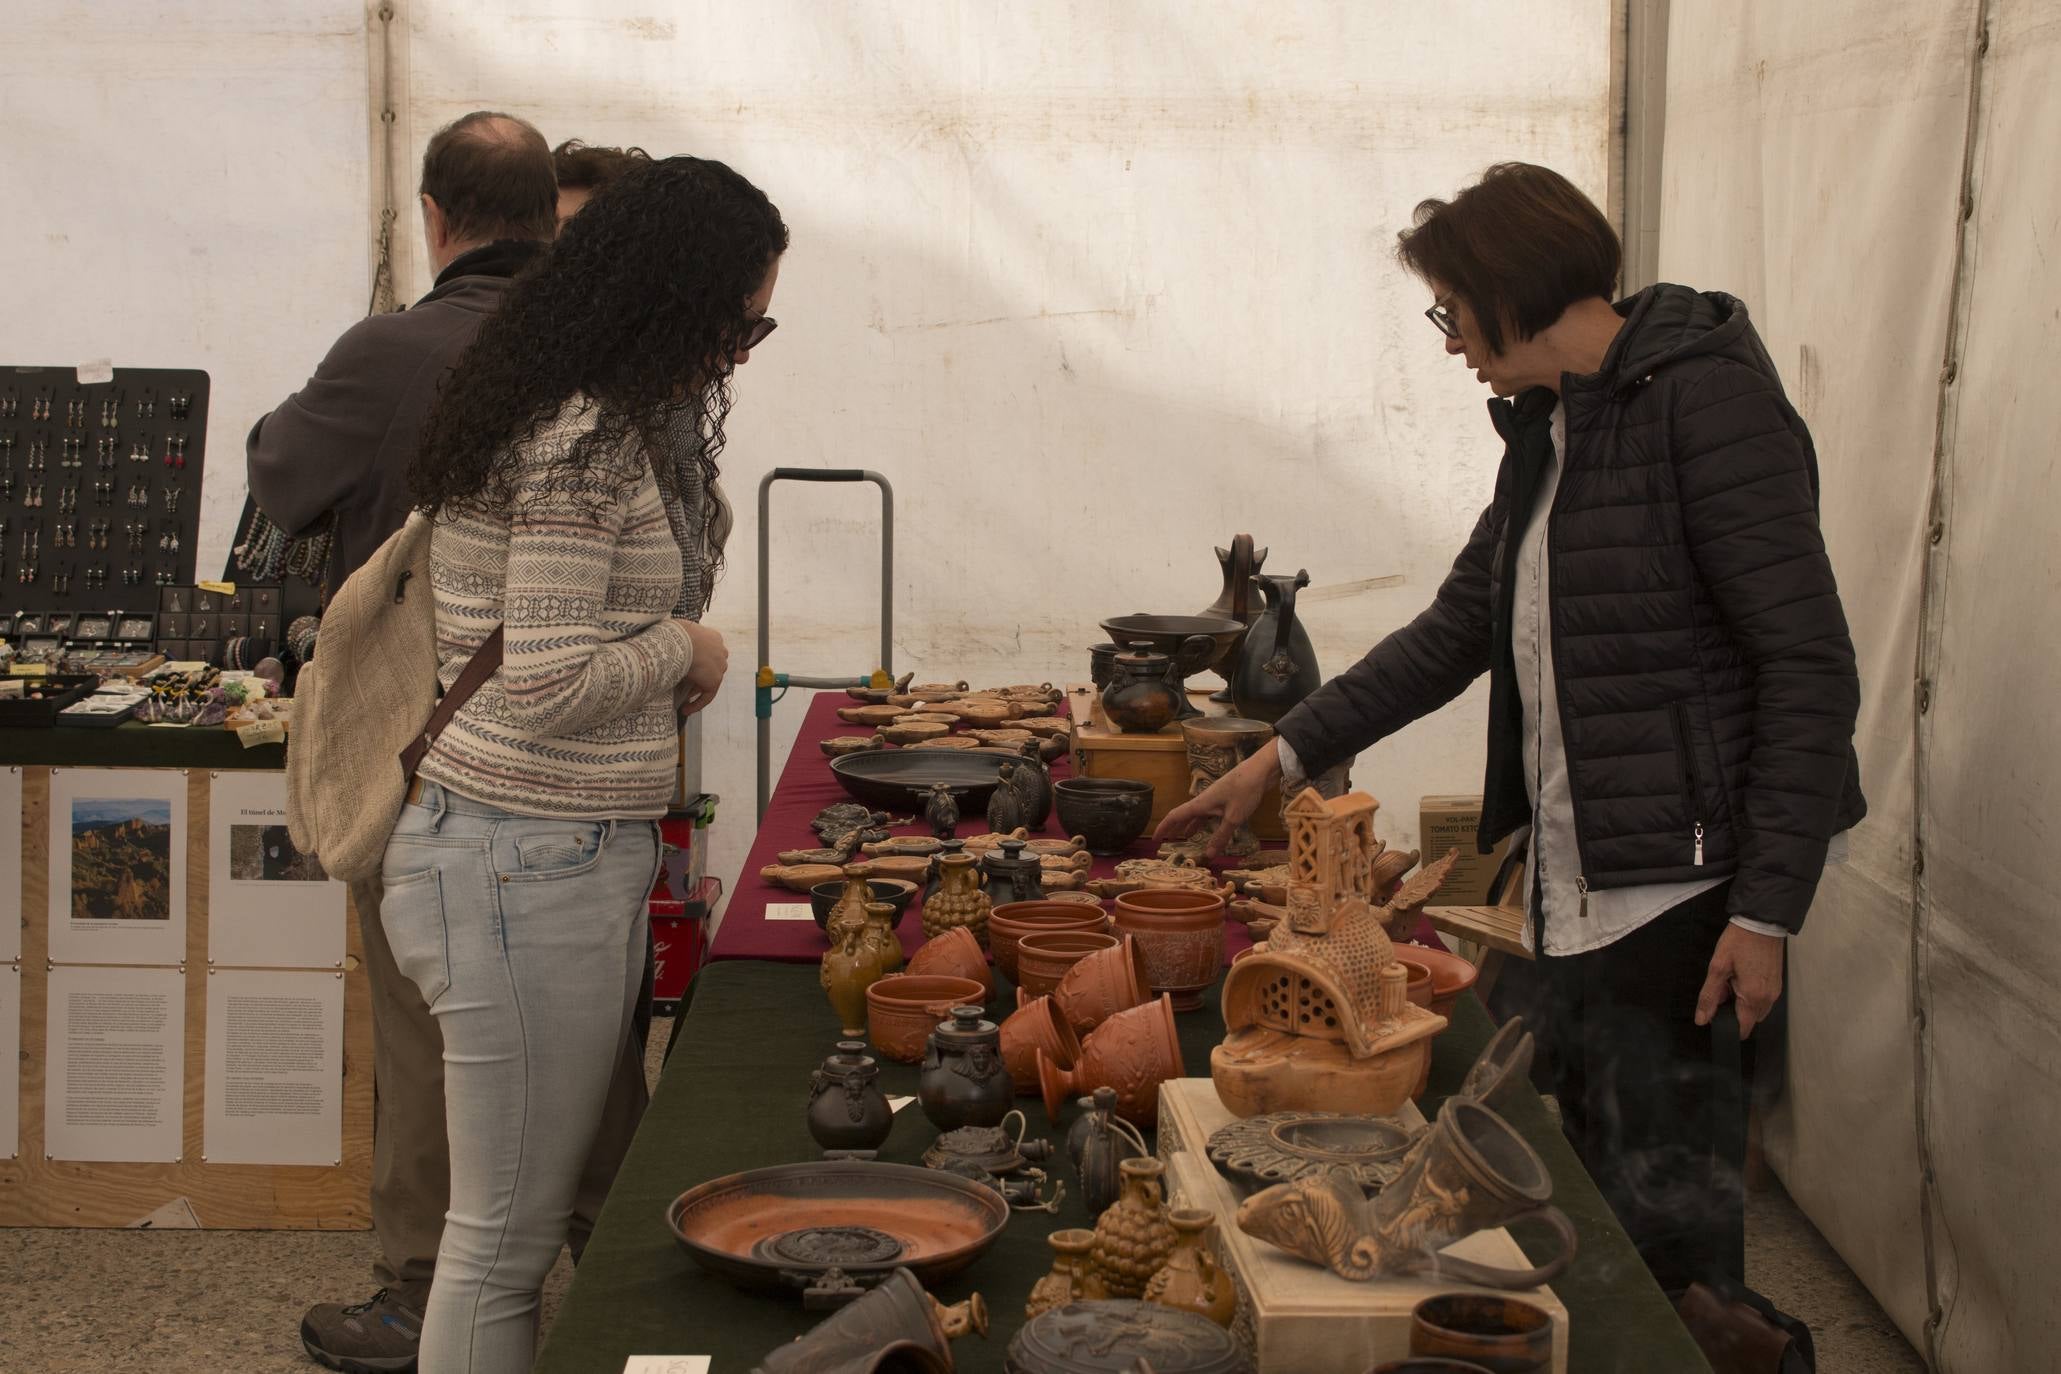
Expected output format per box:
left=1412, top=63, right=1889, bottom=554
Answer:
left=413, top=156, right=789, bottom=582
left=1396, top=162, right=1619, bottom=356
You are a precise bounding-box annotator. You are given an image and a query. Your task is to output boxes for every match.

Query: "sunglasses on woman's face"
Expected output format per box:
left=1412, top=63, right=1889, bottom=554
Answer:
left=1425, top=297, right=1461, bottom=340
left=742, top=314, right=779, bottom=350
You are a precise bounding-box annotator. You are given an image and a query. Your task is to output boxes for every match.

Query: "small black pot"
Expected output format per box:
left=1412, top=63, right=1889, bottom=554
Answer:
left=1054, top=777, right=1156, bottom=855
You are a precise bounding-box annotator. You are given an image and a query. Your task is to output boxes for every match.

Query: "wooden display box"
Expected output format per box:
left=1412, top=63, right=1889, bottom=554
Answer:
left=1156, top=1079, right=1568, bottom=1373
left=1065, top=686, right=1285, bottom=840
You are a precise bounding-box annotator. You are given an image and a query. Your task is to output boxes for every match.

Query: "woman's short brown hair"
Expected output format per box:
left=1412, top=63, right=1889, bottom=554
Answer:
left=1397, top=163, right=1620, bottom=355
left=552, top=139, right=654, bottom=194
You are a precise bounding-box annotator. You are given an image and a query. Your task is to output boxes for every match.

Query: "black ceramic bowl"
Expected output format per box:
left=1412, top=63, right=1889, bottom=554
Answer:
left=1087, top=642, right=1125, bottom=690
left=1053, top=777, right=1156, bottom=855
left=808, top=877, right=918, bottom=931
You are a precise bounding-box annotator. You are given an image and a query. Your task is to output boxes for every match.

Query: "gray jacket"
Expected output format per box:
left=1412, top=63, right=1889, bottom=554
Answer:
left=245, top=240, right=544, bottom=591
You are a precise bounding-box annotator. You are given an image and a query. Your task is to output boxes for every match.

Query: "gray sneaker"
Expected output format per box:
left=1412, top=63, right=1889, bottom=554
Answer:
left=300, top=1288, right=423, bottom=1373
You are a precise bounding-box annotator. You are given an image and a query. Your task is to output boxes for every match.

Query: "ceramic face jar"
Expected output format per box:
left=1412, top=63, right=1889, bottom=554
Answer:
left=919, top=1006, right=1014, bottom=1132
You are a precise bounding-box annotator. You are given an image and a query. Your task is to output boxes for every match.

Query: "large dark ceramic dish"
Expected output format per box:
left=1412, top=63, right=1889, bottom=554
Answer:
left=1097, top=614, right=1246, bottom=676
left=665, top=1161, right=1008, bottom=1301
left=1053, top=777, right=1155, bottom=855
left=808, top=878, right=918, bottom=931
left=1206, top=1110, right=1420, bottom=1195
left=829, top=748, right=1023, bottom=810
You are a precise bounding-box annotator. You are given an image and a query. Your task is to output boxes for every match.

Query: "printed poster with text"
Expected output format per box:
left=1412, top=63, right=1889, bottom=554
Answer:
left=46, top=769, right=188, bottom=968
left=1, top=767, right=21, bottom=964
left=207, top=771, right=345, bottom=968
left=203, top=968, right=343, bottom=1165
left=44, top=964, right=185, bottom=1162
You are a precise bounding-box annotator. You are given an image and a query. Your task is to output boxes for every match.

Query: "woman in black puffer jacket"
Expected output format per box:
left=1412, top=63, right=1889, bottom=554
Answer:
left=1161, top=162, right=1864, bottom=1297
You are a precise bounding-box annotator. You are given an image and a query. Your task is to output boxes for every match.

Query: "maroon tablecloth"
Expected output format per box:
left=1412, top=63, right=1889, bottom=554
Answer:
left=712, top=692, right=1270, bottom=963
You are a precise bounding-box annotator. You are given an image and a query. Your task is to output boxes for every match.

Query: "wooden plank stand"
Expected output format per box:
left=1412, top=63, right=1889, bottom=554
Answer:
left=1157, top=1079, right=1568, bottom=1373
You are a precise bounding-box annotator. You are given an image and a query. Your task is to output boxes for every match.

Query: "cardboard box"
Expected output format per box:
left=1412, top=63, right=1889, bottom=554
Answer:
left=1419, top=795, right=1515, bottom=907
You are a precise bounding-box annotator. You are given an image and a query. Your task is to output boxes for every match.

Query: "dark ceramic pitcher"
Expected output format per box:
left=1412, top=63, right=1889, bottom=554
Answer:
left=1231, top=569, right=1321, bottom=724
left=919, top=1006, right=1013, bottom=1132
left=1200, top=533, right=1267, bottom=701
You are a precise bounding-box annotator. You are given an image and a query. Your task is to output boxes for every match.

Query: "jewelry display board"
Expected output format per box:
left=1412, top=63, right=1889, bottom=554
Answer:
left=0, top=366, right=207, bottom=617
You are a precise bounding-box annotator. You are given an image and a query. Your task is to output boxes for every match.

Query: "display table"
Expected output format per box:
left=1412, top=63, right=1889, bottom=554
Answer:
left=0, top=720, right=285, bottom=769
left=715, top=692, right=1274, bottom=964
left=533, top=960, right=1710, bottom=1373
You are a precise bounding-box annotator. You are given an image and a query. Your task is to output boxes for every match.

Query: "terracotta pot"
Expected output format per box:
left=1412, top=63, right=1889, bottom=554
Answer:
left=1025, top=1228, right=1108, bottom=1320
left=1043, top=891, right=1108, bottom=910
left=907, top=925, right=995, bottom=1000
left=1038, top=994, right=1185, bottom=1128
left=1410, top=1293, right=1553, bottom=1374
left=988, top=901, right=1111, bottom=984
left=1396, top=942, right=1479, bottom=1019
left=866, top=974, right=987, bottom=1064
left=1016, top=929, right=1122, bottom=1001
left=1112, top=888, right=1227, bottom=1012
left=1051, top=934, right=1152, bottom=1035
left=1000, top=996, right=1081, bottom=1095
left=1393, top=954, right=1441, bottom=1098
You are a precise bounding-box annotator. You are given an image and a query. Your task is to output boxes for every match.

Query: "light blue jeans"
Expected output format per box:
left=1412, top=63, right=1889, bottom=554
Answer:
left=379, top=781, right=658, bottom=1374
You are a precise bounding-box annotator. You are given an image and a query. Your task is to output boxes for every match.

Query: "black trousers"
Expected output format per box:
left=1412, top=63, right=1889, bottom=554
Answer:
left=1493, top=881, right=1751, bottom=1295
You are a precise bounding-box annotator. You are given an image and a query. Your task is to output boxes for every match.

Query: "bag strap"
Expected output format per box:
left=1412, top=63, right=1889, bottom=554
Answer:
left=398, top=625, right=504, bottom=779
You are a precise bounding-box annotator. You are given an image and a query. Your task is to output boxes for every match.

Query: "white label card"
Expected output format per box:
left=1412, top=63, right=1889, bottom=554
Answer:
left=623, top=1359, right=712, bottom=1374
left=764, top=903, right=816, bottom=922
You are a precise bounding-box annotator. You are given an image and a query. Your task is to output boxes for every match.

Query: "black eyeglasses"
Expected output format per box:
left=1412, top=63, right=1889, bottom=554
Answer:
left=1425, top=297, right=1460, bottom=339
left=742, top=314, right=779, bottom=350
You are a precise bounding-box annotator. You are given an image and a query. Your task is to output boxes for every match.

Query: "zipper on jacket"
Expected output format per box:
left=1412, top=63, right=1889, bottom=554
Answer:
left=1541, top=460, right=1596, bottom=912
left=1668, top=700, right=1707, bottom=866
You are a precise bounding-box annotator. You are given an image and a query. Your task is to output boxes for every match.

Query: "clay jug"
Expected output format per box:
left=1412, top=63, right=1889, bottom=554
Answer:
left=807, top=1040, right=895, bottom=1155
left=924, top=852, right=994, bottom=949
left=1145, top=1209, right=1238, bottom=1328
left=1010, top=738, right=1054, bottom=829
left=1231, top=570, right=1322, bottom=724
left=822, top=900, right=904, bottom=1036
left=1090, top=1156, right=1178, bottom=1298
left=1026, top=1229, right=1109, bottom=1320
left=1067, top=1086, right=1148, bottom=1219
left=986, top=762, right=1027, bottom=834
left=1102, top=645, right=1184, bottom=734
left=918, top=1006, right=1013, bottom=1132
left=1200, top=533, right=1267, bottom=700
left=826, top=865, right=878, bottom=945
left=923, top=837, right=968, bottom=902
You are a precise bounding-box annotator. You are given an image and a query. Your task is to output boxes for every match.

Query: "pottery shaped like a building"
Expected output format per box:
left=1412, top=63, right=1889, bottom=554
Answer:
left=1212, top=789, right=1460, bottom=1118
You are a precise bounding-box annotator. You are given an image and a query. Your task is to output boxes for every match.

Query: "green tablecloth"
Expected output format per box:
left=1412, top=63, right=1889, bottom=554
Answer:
left=0, top=722, right=284, bottom=769
left=535, top=960, right=1710, bottom=1373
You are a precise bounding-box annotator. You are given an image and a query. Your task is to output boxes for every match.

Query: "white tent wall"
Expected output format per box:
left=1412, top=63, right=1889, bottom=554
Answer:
left=1662, top=2, right=2061, bottom=1367
left=395, top=0, right=1617, bottom=904
left=0, top=2, right=375, bottom=573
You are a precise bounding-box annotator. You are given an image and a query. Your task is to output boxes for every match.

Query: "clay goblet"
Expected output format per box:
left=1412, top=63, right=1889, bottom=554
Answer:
left=1037, top=994, right=1185, bottom=1128
left=1050, top=933, right=1151, bottom=1036
left=1016, top=929, right=1121, bottom=1002
left=907, top=925, right=996, bottom=1000
left=1410, top=1293, right=1553, bottom=1374
left=1112, top=886, right=1228, bottom=1012
left=1000, top=995, right=1081, bottom=1096
left=865, top=974, right=986, bottom=1064
left=988, top=901, right=1111, bottom=984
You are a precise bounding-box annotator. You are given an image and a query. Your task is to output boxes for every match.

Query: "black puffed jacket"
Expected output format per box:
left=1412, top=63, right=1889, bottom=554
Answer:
left=1274, top=284, right=1866, bottom=934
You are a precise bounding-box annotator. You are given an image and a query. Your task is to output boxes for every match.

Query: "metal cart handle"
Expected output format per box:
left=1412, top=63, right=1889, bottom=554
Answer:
left=755, top=468, right=895, bottom=819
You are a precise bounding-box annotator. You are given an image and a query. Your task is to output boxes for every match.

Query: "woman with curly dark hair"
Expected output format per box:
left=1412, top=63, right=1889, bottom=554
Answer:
left=380, top=155, right=785, bottom=1374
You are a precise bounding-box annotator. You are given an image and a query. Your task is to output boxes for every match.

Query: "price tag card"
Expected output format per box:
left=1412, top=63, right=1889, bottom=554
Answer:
left=765, top=903, right=816, bottom=921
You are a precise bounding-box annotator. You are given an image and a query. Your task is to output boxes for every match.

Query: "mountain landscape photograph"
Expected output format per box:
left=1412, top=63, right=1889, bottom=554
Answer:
left=70, top=798, right=173, bottom=921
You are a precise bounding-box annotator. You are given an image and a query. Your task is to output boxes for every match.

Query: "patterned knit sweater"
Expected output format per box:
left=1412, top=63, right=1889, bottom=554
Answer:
left=418, top=400, right=695, bottom=819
